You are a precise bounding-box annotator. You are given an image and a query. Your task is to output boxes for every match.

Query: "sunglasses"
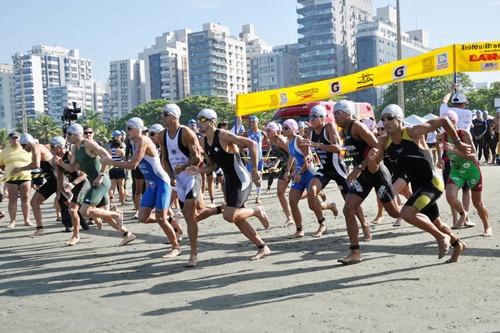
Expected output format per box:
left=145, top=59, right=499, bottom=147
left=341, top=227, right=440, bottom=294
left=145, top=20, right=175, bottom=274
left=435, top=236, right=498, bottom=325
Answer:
left=377, top=127, right=385, bottom=131
left=381, top=116, right=396, bottom=122
left=127, top=126, right=135, bottom=131
left=309, top=114, right=323, bottom=119
left=84, top=131, right=93, bottom=134
left=50, top=144, right=60, bottom=148
left=197, top=117, right=210, bottom=123
left=282, top=126, right=290, bottom=130
left=149, top=132, right=157, bottom=136
left=163, top=112, right=175, bottom=117
left=334, top=111, right=345, bottom=116
left=9, top=136, right=19, bottom=139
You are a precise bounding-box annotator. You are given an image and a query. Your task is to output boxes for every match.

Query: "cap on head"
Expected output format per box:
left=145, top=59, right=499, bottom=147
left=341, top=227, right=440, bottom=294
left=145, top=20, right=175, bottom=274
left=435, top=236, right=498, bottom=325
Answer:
left=482, top=110, right=489, bottom=117
left=451, top=92, right=467, bottom=104
left=149, top=123, right=164, bottom=134
left=444, top=110, right=459, bottom=124
left=20, top=133, right=35, bottom=145
left=67, top=123, right=84, bottom=136
left=127, top=117, right=144, bottom=130
left=334, top=100, right=354, bottom=116
left=163, top=103, right=181, bottom=118
left=298, top=121, right=307, bottom=129
left=310, top=104, right=327, bottom=118
left=197, top=108, right=217, bottom=121
left=8, top=131, right=20, bottom=139
left=249, top=115, right=259, bottom=123
left=381, top=104, right=405, bottom=121
left=112, top=130, right=122, bottom=137
left=376, top=120, right=384, bottom=129
left=50, top=136, right=66, bottom=147
left=283, top=119, right=299, bottom=133
left=265, top=121, right=280, bottom=135
left=188, top=119, right=197, bottom=126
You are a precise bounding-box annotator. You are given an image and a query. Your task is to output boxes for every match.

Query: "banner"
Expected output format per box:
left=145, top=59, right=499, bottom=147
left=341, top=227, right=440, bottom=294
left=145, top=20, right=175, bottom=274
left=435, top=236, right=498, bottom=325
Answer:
left=455, top=41, right=500, bottom=72
left=236, top=41, right=500, bottom=116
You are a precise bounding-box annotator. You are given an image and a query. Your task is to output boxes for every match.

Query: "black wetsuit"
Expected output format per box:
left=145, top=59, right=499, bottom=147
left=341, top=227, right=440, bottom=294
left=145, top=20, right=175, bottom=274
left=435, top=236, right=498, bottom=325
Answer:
left=204, top=130, right=252, bottom=208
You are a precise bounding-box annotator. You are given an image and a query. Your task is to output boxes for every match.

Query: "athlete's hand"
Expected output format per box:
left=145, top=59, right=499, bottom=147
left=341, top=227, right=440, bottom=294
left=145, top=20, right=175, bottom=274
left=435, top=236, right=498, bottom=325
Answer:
left=252, top=170, right=261, bottom=187
left=442, top=142, right=453, bottom=151
left=53, top=156, right=63, bottom=166
left=347, top=168, right=361, bottom=183
left=367, top=148, right=379, bottom=161
left=293, top=174, right=301, bottom=183
left=93, top=174, right=103, bottom=187
left=436, top=159, right=444, bottom=169
left=184, top=165, right=201, bottom=176
left=455, top=141, right=472, bottom=155
left=302, top=139, right=314, bottom=148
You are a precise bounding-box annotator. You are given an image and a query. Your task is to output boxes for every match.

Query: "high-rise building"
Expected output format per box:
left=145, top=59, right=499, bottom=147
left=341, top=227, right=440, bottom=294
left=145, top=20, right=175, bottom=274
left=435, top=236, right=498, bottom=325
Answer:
left=297, top=0, right=372, bottom=83
left=188, top=23, right=247, bottom=104
left=139, top=29, right=190, bottom=102
left=92, top=81, right=107, bottom=115
left=239, top=24, right=272, bottom=92
left=12, top=45, right=92, bottom=124
left=0, top=64, right=15, bottom=130
left=47, top=79, right=103, bottom=121
left=250, top=44, right=300, bottom=92
left=108, top=59, right=145, bottom=120
left=355, top=6, right=430, bottom=106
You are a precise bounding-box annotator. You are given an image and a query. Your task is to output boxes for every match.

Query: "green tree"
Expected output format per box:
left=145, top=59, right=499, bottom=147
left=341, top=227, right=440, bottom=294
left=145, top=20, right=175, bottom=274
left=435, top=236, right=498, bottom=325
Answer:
left=24, top=115, right=62, bottom=143
left=379, top=73, right=474, bottom=118
left=0, top=128, right=8, bottom=148
left=177, top=96, right=234, bottom=124
left=114, top=99, right=169, bottom=130
left=77, top=109, right=110, bottom=143
left=467, top=81, right=500, bottom=112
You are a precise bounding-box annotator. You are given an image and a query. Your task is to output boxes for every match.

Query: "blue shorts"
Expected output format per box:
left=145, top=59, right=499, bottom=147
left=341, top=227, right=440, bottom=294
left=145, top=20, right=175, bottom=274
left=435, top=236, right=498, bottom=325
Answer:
left=141, top=181, right=171, bottom=211
left=291, top=170, right=315, bottom=192
left=246, top=159, right=264, bottom=173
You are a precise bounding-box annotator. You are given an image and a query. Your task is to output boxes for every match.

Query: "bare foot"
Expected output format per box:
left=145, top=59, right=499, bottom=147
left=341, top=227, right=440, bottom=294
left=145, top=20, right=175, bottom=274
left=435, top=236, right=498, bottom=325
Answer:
left=362, top=223, right=372, bottom=242
left=255, top=206, right=270, bottom=229
left=30, top=228, right=45, bottom=238
left=162, top=247, right=181, bottom=259
left=338, top=253, right=362, bottom=265
left=328, top=202, right=339, bottom=217
left=255, top=196, right=261, bottom=204
left=312, top=223, right=327, bottom=238
left=457, top=211, right=468, bottom=229
left=249, top=245, right=271, bottom=260
left=24, top=221, right=34, bottom=226
left=393, top=217, right=402, bottom=227
left=6, top=221, right=15, bottom=229
left=186, top=254, right=197, bottom=268
left=437, top=235, right=451, bottom=259
left=446, top=240, right=467, bottom=263
left=283, top=218, right=294, bottom=228
left=483, top=227, right=493, bottom=237
left=463, top=220, right=475, bottom=228
left=290, top=230, right=305, bottom=239
left=65, top=237, right=80, bottom=246
left=119, top=232, right=136, bottom=246
left=371, top=216, right=383, bottom=224
left=95, top=218, right=103, bottom=231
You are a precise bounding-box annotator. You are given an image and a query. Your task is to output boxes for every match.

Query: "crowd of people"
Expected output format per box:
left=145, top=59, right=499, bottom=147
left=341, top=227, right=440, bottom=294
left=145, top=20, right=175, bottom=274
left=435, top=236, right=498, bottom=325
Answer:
left=0, top=84, right=496, bottom=267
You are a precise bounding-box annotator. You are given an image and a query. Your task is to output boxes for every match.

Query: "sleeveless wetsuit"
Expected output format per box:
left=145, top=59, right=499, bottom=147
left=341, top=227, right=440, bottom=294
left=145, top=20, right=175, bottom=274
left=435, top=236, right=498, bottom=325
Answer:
left=204, top=129, right=251, bottom=208
left=311, top=125, right=349, bottom=195
left=246, top=129, right=264, bottom=172
left=386, top=128, right=443, bottom=221
left=343, top=121, right=394, bottom=202
left=288, top=136, right=315, bottom=192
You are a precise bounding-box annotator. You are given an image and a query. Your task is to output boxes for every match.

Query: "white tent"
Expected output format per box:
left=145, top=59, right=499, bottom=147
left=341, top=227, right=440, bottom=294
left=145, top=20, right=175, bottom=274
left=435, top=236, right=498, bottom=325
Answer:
left=422, top=113, right=439, bottom=121
left=404, top=114, right=426, bottom=127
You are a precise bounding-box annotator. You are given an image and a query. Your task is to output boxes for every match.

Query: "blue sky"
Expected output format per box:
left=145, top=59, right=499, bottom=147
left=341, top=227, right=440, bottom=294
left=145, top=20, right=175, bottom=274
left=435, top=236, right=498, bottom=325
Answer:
left=1, top=0, right=499, bottom=83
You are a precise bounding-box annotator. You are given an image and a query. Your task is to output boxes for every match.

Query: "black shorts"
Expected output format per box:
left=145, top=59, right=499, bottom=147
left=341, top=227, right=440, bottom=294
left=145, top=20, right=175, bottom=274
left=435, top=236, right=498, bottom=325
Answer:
left=32, top=174, right=44, bottom=186
left=109, top=168, right=126, bottom=179
left=348, top=164, right=395, bottom=203
left=313, top=169, right=350, bottom=195
left=405, top=175, right=444, bottom=221
left=277, top=165, right=288, bottom=181
left=392, top=172, right=410, bottom=184
left=6, top=179, right=30, bottom=186
left=224, top=181, right=252, bottom=209
left=37, top=177, right=58, bottom=199
left=131, top=167, right=144, bottom=180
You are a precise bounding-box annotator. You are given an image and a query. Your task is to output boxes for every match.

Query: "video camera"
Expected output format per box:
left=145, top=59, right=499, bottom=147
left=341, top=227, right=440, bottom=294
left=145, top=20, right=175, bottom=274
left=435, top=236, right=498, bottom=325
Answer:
left=61, top=101, right=81, bottom=122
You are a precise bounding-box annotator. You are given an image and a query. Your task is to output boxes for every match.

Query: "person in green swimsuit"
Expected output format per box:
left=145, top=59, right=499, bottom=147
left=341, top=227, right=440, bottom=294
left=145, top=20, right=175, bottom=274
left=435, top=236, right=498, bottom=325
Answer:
left=439, top=110, right=491, bottom=237
left=65, top=123, right=136, bottom=246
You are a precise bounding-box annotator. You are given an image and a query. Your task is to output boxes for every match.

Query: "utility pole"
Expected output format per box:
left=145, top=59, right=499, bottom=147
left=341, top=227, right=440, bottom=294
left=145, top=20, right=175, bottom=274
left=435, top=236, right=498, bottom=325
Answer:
left=396, top=0, right=405, bottom=113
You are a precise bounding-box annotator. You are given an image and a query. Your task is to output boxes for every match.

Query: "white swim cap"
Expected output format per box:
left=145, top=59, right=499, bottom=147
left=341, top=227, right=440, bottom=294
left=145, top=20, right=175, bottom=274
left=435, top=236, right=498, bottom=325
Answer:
left=163, top=103, right=181, bottom=118
left=381, top=104, right=404, bottom=120
left=197, top=108, right=217, bottom=121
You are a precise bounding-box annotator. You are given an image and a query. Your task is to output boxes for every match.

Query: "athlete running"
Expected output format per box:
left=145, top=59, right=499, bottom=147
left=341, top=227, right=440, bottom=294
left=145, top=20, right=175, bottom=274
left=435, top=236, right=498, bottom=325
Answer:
left=197, top=108, right=271, bottom=261
left=158, top=104, right=223, bottom=267
left=368, top=104, right=470, bottom=263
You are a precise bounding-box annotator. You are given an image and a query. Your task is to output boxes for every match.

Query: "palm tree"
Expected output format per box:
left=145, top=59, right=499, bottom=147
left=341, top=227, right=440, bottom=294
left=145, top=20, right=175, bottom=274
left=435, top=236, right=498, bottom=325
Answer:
left=27, top=115, right=62, bottom=143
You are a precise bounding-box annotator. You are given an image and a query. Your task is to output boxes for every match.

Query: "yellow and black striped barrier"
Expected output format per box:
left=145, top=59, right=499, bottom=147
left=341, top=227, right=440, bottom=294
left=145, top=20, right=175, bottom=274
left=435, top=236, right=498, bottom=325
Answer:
left=0, top=172, right=48, bottom=183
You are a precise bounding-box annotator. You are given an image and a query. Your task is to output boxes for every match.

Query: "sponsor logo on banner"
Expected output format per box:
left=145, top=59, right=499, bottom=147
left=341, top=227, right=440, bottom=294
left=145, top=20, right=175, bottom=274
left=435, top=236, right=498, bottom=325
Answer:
left=330, top=81, right=341, bottom=95
left=356, top=72, right=374, bottom=90
left=436, top=53, right=449, bottom=70
left=279, top=93, right=288, bottom=106
left=294, top=87, right=319, bottom=102
left=462, top=42, right=500, bottom=51
left=469, top=53, right=500, bottom=62
left=392, top=65, right=407, bottom=80
left=481, top=62, right=499, bottom=71
left=422, top=56, right=434, bottom=73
